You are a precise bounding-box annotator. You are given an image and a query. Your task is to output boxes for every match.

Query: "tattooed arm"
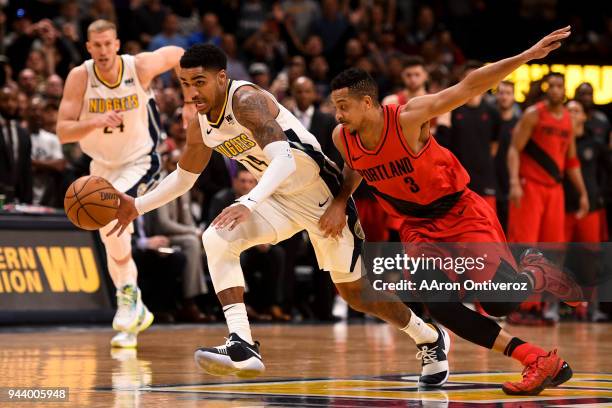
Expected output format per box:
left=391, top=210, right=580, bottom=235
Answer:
left=211, top=87, right=297, bottom=229
left=233, top=86, right=285, bottom=146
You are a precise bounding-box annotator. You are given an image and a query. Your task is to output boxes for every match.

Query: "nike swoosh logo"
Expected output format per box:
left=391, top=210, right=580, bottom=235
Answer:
left=247, top=198, right=257, bottom=203
left=318, top=197, right=330, bottom=207
left=245, top=345, right=262, bottom=360
left=351, top=155, right=364, bottom=161
left=206, top=128, right=212, bottom=134
left=457, top=205, right=467, bottom=215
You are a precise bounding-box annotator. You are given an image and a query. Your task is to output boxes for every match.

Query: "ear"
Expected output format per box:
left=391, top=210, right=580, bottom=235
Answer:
left=217, top=69, right=227, bottom=85
left=363, top=95, right=375, bottom=109
left=115, top=39, right=121, bottom=53
left=85, top=40, right=92, bottom=55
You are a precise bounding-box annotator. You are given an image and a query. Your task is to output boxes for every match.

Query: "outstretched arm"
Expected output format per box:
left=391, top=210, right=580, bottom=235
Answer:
left=211, top=87, right=296, bottom=230
left=108, top=117, right=212, bottom=236
left=401, top=26, right=571, bottom=125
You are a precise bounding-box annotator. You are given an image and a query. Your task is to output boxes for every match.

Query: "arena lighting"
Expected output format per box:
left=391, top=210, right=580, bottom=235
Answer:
left=504, top=64, right=612, bottom=104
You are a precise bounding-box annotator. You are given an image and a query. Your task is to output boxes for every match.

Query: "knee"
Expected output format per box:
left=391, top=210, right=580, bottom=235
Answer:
left=479, top=302, right=518, bottom=317
left=202, top=227, right=227, bottom=255
left=336, top=280, right=368, bottom=312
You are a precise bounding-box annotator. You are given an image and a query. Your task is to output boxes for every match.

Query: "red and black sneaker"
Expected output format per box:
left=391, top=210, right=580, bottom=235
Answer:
left=520, top=249, right=583, bottom=306
left=502, top=350, right=573, bottom=396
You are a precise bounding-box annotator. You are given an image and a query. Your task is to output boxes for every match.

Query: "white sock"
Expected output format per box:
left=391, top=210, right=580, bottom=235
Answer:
left=223, top=303, right=253, bottom=344
left=401, top=312, right=438, bottom=344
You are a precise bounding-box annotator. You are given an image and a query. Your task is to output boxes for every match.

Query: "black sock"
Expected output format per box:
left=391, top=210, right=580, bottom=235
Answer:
left=504, top=337, right=526, bottom=357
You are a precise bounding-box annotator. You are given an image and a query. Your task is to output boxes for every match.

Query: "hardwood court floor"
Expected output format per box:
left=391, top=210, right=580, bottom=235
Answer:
left=0, top=322, right=611, bottom=407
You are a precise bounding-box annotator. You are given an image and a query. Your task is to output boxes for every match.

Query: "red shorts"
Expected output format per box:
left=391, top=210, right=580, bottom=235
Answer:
left=565, top=210, right=601, bottom=243
left=355, top=198, right=389, bottom=242
left=400, top=189, right=515, bottom=283
left=508, top=178, right=565, bottom=243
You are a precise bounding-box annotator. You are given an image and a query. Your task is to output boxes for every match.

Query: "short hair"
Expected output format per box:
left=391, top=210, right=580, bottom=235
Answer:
left=87, top=19, right=117, bottom=39
left=331, top=68, right=379, bottom=103
left=404, top=55, right=425, bottom=69
left=544, top=71, right=564, bottom=83
left=180, top=44, right=227, bottom=71
left=498, top=80, right=514, bottom=89
left=235, top=163, right=249, bottom=176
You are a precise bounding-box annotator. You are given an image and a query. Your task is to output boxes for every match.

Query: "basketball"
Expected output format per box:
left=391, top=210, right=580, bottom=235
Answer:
left=64, top=176, right=119, bottom=230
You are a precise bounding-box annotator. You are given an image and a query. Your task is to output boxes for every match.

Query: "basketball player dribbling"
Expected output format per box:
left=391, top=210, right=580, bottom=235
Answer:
left=57, top=20, right=196, bottom=348
left=323, top=27, right=582, bottom=395
left=110, top=43, right=452, bottom=387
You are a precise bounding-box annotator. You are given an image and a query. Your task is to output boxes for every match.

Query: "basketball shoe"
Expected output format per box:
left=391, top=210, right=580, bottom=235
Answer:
left=502, top=349, right=573, bottom=395
left=519, top=249, right=583, bottom=305
left=110, top=305, right=154, bottom=348
left=194, top=333, right=265, bottom=378
left=113, top=284, right=150, bottom=332
left=416, top=324, right=451, bottom=388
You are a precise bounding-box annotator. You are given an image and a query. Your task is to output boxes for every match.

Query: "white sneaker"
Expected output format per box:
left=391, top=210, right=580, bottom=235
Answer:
left=111, top=332, right=138, bottom=348
left=110, top=302, right=155, bottom=348
left=113, top=284, right=144, bottom=332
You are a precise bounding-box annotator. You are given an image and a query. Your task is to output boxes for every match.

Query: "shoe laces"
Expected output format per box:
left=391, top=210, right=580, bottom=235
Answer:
left=215, top=337, right=239, bottom=354
left=520, top=353, right=549, bottom=382
left=416, top=345, right=439, bottom=364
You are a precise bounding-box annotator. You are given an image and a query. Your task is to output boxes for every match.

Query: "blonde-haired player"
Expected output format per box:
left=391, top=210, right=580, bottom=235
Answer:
left=57, top=20, right=194, bottom=348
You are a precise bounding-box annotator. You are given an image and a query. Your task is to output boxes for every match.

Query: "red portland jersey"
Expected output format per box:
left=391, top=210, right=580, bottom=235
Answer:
left=520, top=101, right=572, bottom=185
left=341, top=104, right=470, bottom=218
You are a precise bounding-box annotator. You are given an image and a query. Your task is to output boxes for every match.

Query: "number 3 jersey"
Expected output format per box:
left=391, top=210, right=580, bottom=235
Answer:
left=199, top=80, right=340, bottom=195
left=341, top=104, right=470, bottom=219
left=78, top=54, right=161, bottom=168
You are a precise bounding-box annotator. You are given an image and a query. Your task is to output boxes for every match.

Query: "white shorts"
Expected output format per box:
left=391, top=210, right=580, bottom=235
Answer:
left=215, top=177, right=365, bottom=283
left=90, top=153, right=160, bottom=197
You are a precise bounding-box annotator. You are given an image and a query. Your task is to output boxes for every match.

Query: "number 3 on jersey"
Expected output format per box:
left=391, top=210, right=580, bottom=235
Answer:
left=104, top=122, right=125, bottom=134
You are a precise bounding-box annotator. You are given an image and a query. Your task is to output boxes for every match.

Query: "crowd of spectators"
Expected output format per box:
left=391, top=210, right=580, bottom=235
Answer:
left=0, top=0, right=611, bottom=324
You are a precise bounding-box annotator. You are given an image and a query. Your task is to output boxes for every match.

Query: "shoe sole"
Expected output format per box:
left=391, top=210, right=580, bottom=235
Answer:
left=419, top=327, right=451, bottom=388
left=550, top=362, right=573, bottom=387
left=194, top=351, right=265, bottom=378
left=110, top=337, right=137, bottom=348
left=502, top=360, right=572, bottom=395
left=135, top=308, right=154, bottom=334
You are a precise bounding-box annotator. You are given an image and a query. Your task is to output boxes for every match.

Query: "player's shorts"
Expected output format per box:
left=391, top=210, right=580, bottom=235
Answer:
left=220, top=176, right=365, bottom=284
left=399, top=189, right=515, bottom=284
left=508, top=178, right=565, bottom=242
left=90, top=152, right=161, bottom=198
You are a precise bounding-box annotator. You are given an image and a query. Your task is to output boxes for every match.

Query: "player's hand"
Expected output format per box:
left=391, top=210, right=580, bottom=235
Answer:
left=509, top=181, right=523, bottom=208
left=576, top=193, right=589, bottom=219
left=182, top=103, right=197, bottom=129
left=318, top=198, right=347, bottom=239
left=212, top=204, right=251, bottom=231
left=524, top=26, right=571, bottom=60
left=107, top=192, right=138, bottom=237
left=147, top=235, right=170, bottom=250
left=96, top=110, right=124, bottom=128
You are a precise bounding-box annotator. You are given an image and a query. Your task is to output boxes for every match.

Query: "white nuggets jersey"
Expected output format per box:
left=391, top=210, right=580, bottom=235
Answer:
left=199, top=80, right=340, bottom=195
left=79, top=54, right=161, bottom=167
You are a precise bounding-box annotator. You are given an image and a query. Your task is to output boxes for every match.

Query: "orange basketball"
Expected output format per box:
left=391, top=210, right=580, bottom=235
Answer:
left=64, top=176, right=119, bottom=230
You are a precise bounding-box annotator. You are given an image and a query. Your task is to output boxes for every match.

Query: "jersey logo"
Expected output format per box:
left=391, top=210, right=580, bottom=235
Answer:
left=318, top=197, right=329, bottom=207
left=351, top=154, right=364, bottom=162
left=214, top=134, right=257, bottom=159
left=88, top=94, right=139, bottom=113
left=124, top=78, right=135, bottom=86
left=206, top=128, right=212, bottom=135
left=225, top=114, right=234, bottom=124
